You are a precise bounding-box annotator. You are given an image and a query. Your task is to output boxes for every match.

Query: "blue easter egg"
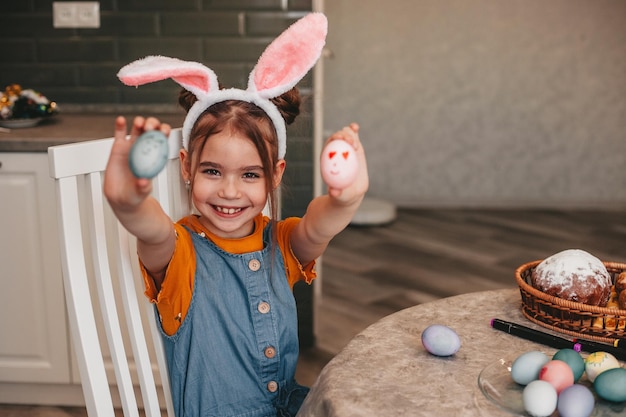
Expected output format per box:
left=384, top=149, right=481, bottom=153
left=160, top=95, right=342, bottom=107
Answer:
left=129, top=130, right=169, bottom=179
left=594, top=367, right=626, bottom=402
left=553, top=348, right=585, bottom=382
left=421, top=324, right=461, bottom=356
left=511, top=351, right=550, bottom=385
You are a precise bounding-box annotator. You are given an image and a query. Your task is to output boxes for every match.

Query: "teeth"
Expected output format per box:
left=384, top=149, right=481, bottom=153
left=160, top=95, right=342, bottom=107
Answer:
left=216, top=206, right=241, bottom=215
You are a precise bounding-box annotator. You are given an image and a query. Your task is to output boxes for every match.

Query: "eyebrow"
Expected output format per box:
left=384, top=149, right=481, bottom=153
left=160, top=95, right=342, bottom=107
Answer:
left=198, top=161, right=264, bottom=171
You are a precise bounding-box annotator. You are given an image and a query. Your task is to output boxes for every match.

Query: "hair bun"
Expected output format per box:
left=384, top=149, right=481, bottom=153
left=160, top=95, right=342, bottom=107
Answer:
left=178, top=88, right=197, bottom=112
left=271, top=87, right=301, bottom=125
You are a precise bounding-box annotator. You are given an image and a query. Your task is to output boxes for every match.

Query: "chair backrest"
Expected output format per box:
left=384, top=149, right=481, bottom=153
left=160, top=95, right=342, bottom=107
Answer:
left=48, top=128, right=187, bottom=417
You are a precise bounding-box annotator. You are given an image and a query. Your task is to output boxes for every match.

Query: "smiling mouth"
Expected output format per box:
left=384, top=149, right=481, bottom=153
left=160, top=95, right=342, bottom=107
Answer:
left=215, top=206, right=243, bottom=215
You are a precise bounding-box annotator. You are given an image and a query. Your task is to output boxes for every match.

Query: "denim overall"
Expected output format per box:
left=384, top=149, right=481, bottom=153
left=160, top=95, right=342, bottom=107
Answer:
left=159, top=223, right=308, bottom=417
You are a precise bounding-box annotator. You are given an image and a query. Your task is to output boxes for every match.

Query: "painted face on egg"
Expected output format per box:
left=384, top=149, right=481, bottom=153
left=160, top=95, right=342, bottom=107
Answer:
left=320, top=139, right=358, bottom=190
left=129, top=130, right=169, bottom=179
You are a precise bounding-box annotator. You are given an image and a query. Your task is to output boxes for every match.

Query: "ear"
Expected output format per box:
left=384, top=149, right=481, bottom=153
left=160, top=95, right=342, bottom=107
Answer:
left=179, top=148, right=192, bottom=183
left=117, top=55, right=218, bottom=100
left=272, top=159, right=286, bottom=190
left=249, top=13, right=327, bottom=98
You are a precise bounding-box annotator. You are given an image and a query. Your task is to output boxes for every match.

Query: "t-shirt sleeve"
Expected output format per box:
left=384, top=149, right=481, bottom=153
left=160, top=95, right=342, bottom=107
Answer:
left=277, top=217, right=317, bottom=287
left=140, top=222, right=195, bottom=336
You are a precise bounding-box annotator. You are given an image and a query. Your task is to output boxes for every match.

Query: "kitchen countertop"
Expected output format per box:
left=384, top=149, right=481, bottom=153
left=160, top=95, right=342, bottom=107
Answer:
left=0, top=113, right=185, bottom=152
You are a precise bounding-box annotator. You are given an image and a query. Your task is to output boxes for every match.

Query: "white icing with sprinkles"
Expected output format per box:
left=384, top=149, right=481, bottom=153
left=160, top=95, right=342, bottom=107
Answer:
left=533, top=249, right=611, bottom=304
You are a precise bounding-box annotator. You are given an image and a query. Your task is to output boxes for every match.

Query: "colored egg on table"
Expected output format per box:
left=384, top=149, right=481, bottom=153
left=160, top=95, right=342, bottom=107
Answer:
left=553, top=348, right=585, bottom=382
left=584, top=351, right=620, bottom=383
left=593, top=367, right=626, bottom=402
left=129, top=130, right=169, bottom=179
left=511, top=351, right=550, bottom=385
left=320, top=139, right=358, bottom=190
left=539, top=360, right=574, bottom=393
left=420, top=324, right=461, bottom=356
left=523, top=379, right=557, bottom=417
left=557, top=384, right=595, bottom=417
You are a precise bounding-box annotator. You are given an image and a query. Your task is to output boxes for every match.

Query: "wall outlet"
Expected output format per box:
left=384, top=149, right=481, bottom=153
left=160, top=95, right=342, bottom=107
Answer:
left=53, top=2, right=100, bottom=29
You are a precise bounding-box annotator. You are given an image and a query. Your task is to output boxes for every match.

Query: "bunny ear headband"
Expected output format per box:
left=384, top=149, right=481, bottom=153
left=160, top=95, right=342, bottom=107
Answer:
left=117, top=12, right=327, bottom=159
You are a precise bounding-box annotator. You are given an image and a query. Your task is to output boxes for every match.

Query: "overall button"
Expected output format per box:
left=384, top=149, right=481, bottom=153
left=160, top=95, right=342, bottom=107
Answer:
left=267, top=380, right=278, bottom=393
left=248, top=259, right=261, bottom=271
left=264, top=346, right=276, bottom=359
left=258, top=301, right=270, bottom=314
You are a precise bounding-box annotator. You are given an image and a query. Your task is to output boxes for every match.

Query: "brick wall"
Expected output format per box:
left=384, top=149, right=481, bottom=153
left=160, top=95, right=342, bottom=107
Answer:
left=0, top=0, right=315, bottom=218
left=0, top=0, right=317, bottom=345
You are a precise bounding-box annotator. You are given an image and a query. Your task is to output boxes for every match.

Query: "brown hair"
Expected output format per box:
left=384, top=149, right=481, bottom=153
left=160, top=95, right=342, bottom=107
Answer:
left=178, top=87, right=301, bottom=223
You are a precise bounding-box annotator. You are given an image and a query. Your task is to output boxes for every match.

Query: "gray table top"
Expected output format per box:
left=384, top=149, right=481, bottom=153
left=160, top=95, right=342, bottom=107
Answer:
left=297, top=288, right=625, bottom=417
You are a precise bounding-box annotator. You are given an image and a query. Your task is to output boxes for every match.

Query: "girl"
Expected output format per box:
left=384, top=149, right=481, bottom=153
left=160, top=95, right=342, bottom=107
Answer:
left=104, top=13, right=368, bottom=417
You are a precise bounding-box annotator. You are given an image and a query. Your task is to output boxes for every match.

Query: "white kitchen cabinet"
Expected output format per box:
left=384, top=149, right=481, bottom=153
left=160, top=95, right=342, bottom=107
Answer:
left=0, top=151, right=165, bottom=406
left=0, top=152, right=70, bottom=385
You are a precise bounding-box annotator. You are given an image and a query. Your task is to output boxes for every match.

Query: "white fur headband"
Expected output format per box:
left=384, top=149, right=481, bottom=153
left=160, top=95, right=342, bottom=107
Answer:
left=117, top=13, right=328, bottom=159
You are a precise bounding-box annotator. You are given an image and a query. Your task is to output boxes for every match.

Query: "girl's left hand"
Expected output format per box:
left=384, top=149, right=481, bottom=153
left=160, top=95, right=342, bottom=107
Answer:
left=322, top=123, right=369, bottom=205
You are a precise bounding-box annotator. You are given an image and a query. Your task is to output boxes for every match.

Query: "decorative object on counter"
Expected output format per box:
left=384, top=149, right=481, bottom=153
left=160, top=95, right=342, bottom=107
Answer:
left=0, top=83, right=58, bottom=128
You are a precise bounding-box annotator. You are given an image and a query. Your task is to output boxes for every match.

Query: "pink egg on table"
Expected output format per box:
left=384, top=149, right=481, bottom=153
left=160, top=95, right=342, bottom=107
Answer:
left=320, top=139, right=358, bottom=190
left=539, top=360, right=574, bottom=394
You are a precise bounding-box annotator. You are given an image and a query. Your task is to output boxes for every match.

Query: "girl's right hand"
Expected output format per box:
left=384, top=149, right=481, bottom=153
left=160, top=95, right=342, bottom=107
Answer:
left=103, top=116, right=171, bottom=212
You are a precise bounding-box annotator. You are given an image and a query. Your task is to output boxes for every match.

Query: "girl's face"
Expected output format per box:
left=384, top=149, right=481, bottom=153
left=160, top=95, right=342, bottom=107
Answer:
left=183, top=128, right=284, bottom=239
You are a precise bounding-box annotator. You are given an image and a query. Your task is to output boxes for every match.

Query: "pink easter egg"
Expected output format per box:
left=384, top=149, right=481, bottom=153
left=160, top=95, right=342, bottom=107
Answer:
left=320, top=139, right=358, bottom=190
left=539, top=360, right=574, bottom=394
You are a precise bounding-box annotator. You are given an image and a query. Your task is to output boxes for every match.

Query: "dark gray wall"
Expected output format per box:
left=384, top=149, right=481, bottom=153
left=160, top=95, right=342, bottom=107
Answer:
left=0, top=0, right=317, bottom=346
left=0, top=0, right=315, bottom=218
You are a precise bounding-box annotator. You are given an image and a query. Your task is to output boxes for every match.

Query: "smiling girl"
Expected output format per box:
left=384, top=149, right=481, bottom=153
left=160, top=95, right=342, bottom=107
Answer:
left=103, top=14, right=368, bottom=417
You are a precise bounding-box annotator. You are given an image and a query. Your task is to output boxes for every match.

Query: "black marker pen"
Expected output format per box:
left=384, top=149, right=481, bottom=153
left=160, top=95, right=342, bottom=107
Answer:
left=490, top=318, right=626, bottom=361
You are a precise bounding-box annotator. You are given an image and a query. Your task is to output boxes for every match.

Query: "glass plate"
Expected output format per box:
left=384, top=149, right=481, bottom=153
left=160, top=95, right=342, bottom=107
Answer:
left=477, top=358, right=626, bottom=417
left=0, top=118, right=43, bottom=128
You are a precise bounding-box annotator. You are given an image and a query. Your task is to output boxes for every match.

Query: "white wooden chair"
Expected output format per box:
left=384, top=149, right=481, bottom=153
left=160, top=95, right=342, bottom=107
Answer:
left=48, top=128, right=186, bottom=417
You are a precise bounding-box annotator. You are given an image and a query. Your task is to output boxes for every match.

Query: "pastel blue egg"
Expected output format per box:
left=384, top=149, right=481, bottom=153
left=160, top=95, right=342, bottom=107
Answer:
left=553, top=348, right=585, bottom=382
left=593, top=367, right=626, bottom=402
left=421, top=324, right=461, bottom=356
left=511, top=351, right=550, bottom=385
left=129, top=130, right=169, bottom=179
left=557, top=384, right=595, bottom=417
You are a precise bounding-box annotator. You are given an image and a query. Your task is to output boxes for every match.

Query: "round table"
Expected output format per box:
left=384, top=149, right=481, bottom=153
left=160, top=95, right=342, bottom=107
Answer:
left=297, top=288, right=567, bottom=417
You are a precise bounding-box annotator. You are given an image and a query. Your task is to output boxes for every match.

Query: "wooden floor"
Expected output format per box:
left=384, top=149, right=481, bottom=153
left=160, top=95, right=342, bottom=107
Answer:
left=3, top=208, right=625, bottom=416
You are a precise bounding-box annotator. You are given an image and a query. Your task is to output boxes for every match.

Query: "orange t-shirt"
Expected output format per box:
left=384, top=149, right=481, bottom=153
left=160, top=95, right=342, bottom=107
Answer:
left=141, top=214, right=317, bottom=335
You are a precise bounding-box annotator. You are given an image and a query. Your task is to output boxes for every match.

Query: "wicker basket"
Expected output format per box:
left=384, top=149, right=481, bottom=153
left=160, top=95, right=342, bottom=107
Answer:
left=515, top=260, right=626, bottom=344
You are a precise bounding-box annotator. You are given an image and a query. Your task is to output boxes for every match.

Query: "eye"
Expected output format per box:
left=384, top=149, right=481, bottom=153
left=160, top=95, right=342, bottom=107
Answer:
left=203, top=168, right=220, bottom=176
left=243, top=172, right=261, bottom=179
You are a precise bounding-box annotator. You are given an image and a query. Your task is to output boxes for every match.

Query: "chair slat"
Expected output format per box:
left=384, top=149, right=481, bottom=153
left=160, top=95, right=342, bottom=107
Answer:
left=148, top=165, right=176, bottom=417
left=113, top=222, right=162, bottom=417
left=56, top=177, right=116, bottom=416
left=86, top=172, right=139, bottom=417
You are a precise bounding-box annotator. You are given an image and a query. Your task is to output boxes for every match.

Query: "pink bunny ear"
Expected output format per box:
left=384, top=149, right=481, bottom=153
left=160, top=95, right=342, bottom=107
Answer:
left=117, top=55, right=218, bottom=100
left=249, top=13, right=327, bottom=98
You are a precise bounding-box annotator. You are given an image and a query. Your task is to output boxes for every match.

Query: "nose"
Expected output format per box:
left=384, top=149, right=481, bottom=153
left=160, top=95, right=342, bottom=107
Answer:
left=218, top=177, right=240, bottom=199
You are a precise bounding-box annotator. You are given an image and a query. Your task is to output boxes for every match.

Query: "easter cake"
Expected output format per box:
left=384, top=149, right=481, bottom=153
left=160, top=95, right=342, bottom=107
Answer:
left=531, top=249, right=612, bottom=307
